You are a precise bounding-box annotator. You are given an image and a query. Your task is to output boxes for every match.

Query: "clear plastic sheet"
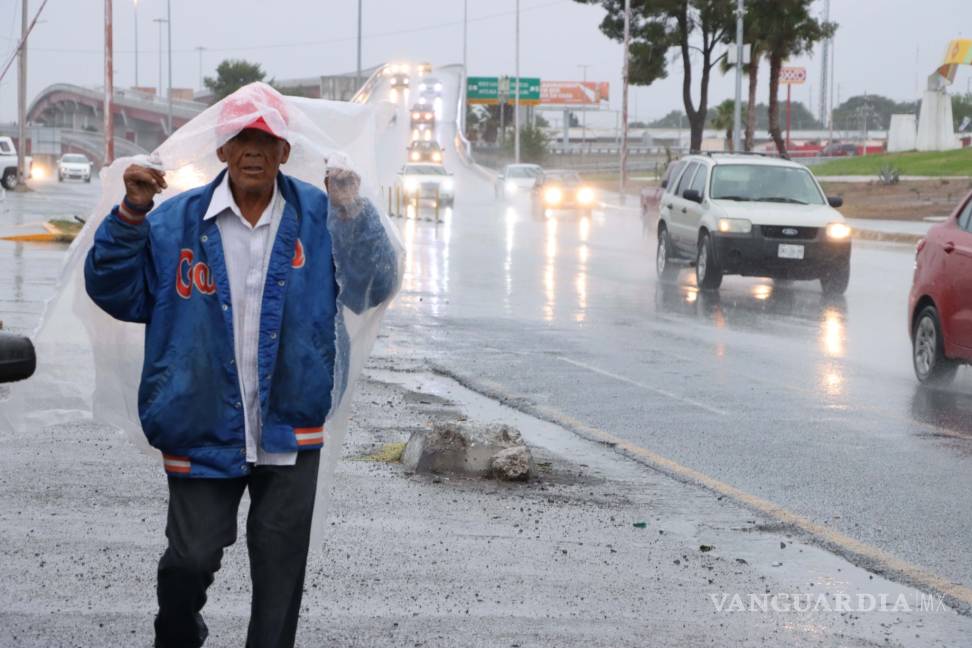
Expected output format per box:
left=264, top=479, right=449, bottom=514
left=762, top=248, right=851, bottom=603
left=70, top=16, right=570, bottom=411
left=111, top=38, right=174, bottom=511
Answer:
left=14, top=82, right=403, bottom=545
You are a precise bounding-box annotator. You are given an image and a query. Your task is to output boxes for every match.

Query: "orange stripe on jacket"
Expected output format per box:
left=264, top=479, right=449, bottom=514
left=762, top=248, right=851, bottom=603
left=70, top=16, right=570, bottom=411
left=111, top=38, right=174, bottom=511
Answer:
left=295, top=426, right=325, bottom=446
left=162, top=453, right=191, bottom=474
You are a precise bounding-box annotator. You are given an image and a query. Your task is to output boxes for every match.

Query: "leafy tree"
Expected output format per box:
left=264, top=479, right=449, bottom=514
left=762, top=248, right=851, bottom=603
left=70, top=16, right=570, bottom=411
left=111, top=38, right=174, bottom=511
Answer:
left=831, top=95, right=917, bottom=131
left=502, top=124, right=549, bottom=163
left=748, top=0, right=835, bottom=156
left=204, top=59, right=267, bottom=103
left=575, top=0, right=736, bottom=151
left=650, top=110, right=689, bottom=128
left=708, top=99, right=736, bottom=150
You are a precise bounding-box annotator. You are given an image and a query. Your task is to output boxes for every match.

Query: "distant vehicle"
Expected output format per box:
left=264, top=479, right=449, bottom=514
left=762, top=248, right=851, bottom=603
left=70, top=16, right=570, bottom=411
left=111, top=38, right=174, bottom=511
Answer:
left=532, top=169, right=596, bottom=217
left=389, top=73, right=410, bottom=91
left=410, top=104, right=435, bottom=130
left=909, top=191, right=972, bottom=384
left=416, top=62, right=432, bottom=76
left=0, top=332, right=36, bottom=384
left=641, top=159, right=687, bottom=218
left=655, top=153, right=851, bottom=294
left=820, top=142, right=858, bottom=157
left=407, top=139, right=444, bottom=163
left=397, top=163, right=454, bottom=207
left=57, top=153, right=92, bottom=183
left=417, top=76, right=443, bottom=95
left=0, top=136, right=32, bottom=189
left=495, top=163, right=543, bottom=200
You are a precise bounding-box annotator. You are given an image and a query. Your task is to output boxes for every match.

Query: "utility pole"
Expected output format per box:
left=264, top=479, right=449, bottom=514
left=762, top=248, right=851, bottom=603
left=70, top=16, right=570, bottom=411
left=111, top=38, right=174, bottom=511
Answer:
left=133, top=0, right=139, bottom=87
left=818, top=0, right=830, bottom=124
left=16, top=0, right=27, bottom=187
left=166, top=0, right=172, bottom=134
left=105, top=0, right=114, bottom=165
left=195, top=46, right=205, bottom=90
left=461, top=0, right=468, bottom=136
left=578, top=64, right=590, bottom=157
left=356, top=0, right=362, bottom=88
left=620, top=0, right=631, bottom=201
left=154, top=17, right=165, bottom=98
left=514, top=0, right=520, bottom=164
left=732, top=0, right=743, bottom=152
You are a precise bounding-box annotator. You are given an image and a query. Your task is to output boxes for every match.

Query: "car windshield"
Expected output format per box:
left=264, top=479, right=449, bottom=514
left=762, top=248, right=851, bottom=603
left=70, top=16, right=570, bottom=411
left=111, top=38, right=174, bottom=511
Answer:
left=507, top=166, right=541, bottom=178
left=404, top=164, right=446, bottom=176
left=62, top=155, right=88, bottom=163
left=545, top=171, right=582, bottom=186
left=411, top=141, right=439, bottom=151
left=710, top=164, right=825, bottom=205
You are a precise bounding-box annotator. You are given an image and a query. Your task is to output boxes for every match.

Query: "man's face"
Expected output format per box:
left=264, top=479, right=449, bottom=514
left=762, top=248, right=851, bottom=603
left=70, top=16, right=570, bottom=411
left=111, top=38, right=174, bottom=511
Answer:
left=217, top=128, right=291, bottom=194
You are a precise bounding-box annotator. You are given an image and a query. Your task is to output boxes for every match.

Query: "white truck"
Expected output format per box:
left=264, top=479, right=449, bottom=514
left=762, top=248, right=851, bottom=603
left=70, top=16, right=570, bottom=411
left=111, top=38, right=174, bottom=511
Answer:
left=0, top=136, right=32, bottom=190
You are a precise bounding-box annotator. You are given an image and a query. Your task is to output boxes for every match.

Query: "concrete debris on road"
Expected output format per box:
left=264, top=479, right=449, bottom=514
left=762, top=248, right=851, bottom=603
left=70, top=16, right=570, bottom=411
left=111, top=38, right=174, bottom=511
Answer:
left=402, top=420, right=533, bottom=480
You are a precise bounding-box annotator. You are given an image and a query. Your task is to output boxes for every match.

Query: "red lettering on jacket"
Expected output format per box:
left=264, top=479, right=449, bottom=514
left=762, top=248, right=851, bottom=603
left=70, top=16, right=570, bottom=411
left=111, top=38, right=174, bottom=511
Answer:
left=292, top=238, right=306, bottom=269
left=176, top=249, right=194, bottom=299
left=176, top=248, right=217, bottom=298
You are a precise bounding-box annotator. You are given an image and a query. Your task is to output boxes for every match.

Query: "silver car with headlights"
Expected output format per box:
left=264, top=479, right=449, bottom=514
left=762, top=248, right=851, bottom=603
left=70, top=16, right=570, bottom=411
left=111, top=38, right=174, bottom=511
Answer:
left=655, top=153, right=851, bottom=294
left=495, top=163, right=543, bottom=200
left=397, top=163, right=455, bottom=207
left=57, top=153, right=92, bottom=183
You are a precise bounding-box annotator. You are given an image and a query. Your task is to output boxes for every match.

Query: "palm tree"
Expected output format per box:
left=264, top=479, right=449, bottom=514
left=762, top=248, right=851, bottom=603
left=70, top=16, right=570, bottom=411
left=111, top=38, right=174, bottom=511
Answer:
left=709, top=99, right=736, bottom=151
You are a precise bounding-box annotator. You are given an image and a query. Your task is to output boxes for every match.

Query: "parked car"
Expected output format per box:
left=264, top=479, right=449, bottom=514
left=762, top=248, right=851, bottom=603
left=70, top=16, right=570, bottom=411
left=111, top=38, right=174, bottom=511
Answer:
left=655, top=153, right=851, bottom=294
left=495, top=163, right=543, bottom=200
left=0, top=135, right=32, bottom=189
left=909, top=191, right=972, bottom=384
left=820, top=143, right=858, bottom=157
left=532, top=169, right=596, bottom=217
left=641, top=159, right=687, bottom=218
left=407, top=140, right=444, bottom=163
left=57, top=153, right=92, bottom=183
left=397, top=163, right=455, bottom=207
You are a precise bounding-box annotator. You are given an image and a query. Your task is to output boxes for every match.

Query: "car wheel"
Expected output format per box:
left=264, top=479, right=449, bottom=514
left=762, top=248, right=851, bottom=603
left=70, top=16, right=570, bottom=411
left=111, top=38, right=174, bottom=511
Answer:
left=656, top=226, right=679, bottom=281
left=912, top=305, right=957, bottom=385
left=820, top=261, right=850, bottom=295
left=84, top=175, right=91, bottom=183
left=696, top=232, right=723, bottom=290
left=57, top=173, right=63, bottom=182
left=1, top=169, right=16, bottom=190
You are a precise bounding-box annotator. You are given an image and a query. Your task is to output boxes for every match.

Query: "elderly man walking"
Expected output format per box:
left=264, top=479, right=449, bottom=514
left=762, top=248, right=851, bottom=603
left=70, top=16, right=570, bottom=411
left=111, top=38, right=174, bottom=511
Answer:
left=84, top=85, right=397, bottom=648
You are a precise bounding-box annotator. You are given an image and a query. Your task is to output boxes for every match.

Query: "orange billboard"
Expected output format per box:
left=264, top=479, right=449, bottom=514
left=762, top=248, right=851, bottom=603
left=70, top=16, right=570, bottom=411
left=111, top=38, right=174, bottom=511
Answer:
left=540, top=81, right=609, bottom=105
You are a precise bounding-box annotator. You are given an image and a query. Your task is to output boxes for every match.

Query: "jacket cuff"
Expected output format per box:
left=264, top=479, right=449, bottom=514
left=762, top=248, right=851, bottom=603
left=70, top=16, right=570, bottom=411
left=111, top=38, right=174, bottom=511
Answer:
left=111, top=205, right=151, bottom=229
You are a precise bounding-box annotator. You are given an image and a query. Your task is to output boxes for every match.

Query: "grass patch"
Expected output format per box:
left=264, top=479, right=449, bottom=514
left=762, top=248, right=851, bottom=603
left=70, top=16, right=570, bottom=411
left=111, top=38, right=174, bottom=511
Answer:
left=353, top=441, right=406, bottom=463
left=48, top=219, right=83, bottom=242
left=813, top=148, right=972, bottom=177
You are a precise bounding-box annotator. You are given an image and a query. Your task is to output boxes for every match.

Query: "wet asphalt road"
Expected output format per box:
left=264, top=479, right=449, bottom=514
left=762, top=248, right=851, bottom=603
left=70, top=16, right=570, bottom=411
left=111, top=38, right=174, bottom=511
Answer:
left=380, top=185, right=972, bottom=599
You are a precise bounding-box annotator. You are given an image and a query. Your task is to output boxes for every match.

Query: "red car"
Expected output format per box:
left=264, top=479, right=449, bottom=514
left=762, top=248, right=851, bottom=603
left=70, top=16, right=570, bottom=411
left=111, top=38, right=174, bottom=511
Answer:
left=909, top=191, right=972, bottom=383
left=641, top=160, right=686, bottom=218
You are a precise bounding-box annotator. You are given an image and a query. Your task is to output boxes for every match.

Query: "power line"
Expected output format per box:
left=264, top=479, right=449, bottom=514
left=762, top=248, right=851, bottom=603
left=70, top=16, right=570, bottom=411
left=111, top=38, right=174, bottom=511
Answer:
left=13, top=0, right=569, bottom=56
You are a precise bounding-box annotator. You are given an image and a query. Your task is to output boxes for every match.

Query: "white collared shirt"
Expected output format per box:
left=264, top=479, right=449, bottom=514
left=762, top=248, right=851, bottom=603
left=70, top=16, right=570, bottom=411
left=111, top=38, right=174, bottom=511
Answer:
left=203, top=173, right=296, bottom=466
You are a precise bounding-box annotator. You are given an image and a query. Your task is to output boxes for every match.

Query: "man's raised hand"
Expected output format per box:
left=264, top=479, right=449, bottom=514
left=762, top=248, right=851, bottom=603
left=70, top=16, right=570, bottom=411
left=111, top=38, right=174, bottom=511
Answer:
left=123, top=164, right=167, bottom=209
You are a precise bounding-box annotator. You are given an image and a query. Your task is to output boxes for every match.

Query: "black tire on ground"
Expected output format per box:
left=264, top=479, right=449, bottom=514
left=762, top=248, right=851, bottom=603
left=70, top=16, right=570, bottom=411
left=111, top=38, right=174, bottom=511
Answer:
left=58, top=173, right=63, bottom=182
left=696, top=231, right=723, bottom=290
left=0, top=333, right=36, bottom=384
left=912, top=305, right=957, bottom=385
left=85, top=176, right=91, bottom=183
left=1, top=169, right=16, bottom=190
left=820, top=261, right=850, bottom=295
left=656, top=225, right=679, bottom=281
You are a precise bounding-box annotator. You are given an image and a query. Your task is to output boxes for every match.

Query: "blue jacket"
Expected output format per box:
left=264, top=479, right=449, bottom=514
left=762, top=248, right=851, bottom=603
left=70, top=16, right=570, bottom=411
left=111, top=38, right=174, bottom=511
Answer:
left=84, top=170, right=397, bottom=478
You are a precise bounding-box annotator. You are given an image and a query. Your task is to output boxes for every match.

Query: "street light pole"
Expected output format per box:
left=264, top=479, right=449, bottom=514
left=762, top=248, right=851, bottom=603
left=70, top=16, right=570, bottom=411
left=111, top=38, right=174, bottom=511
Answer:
left=732, top=0, right=743, bottom=152
left=356, top=0, right=362, bottom=88
left=461, top=0, right=468, bottom=136
left=195, top=46, right=205, bottom=90
left=16, top=0, right=27, bottom=187
left=133, top=0, right=139, bottom=87
left=578, top=64, right=589, bottom=157
left=153, top=17, right=164, bottom=98
left=105, top=0, right=114, bottom=165
left=514, top=0, right=520, bottom=164
left=166, top=0, right=172, bottom=134
left=620, top=0, right=631, bottom=201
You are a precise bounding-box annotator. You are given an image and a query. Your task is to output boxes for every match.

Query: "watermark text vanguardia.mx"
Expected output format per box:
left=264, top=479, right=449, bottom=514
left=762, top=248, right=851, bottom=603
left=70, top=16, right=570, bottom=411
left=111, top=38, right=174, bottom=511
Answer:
left=710, top=591, right=947, bottom=614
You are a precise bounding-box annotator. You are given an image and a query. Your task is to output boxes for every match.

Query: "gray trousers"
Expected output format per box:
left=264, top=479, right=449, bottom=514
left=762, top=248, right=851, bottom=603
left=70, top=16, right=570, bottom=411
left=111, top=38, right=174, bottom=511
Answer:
left=154, top=449, right=320, bottom=648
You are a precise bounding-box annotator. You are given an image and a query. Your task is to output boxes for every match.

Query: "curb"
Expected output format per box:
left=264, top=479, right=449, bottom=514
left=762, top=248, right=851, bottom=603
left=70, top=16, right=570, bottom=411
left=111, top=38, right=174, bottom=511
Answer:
left=851, top=228, right=921, bottom=246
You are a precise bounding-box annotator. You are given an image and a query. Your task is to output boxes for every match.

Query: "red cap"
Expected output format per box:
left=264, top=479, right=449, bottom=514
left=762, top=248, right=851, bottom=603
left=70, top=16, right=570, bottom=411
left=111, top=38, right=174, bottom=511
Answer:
left=217, top=84, right=290, bottom=143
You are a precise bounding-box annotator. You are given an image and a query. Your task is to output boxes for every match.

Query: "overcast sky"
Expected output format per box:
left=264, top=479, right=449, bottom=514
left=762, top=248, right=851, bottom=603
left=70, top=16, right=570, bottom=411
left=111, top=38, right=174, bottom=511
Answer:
left=0, top=0, right=969, bottom=126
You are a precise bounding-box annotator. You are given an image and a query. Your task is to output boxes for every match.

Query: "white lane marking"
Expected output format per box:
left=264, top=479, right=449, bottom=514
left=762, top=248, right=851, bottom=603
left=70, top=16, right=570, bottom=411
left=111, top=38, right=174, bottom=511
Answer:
left=557, top=356, right=729, bottom=417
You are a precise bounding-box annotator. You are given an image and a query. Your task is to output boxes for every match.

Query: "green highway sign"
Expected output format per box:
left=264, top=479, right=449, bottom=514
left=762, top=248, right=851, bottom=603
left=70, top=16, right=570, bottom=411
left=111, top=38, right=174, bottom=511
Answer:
left=467, top=76, right=541, bottom=105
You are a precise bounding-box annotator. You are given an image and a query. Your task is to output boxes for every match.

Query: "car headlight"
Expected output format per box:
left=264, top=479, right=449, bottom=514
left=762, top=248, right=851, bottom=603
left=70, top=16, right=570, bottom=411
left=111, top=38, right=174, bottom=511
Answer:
left=544, top=187, right=563, bottom=206
left=411, top=112, right=420, bottom=120
left=717, top=218, right=752, bottom=234
left=404, top=178, right=418, bottom=193
left=826, top=222, right=851, bottom=240
left=410, top=151, right=420, bottom=161
left=432, top=152, right=442, bottom=162
left=442, top=178, right=455, bottom=192
left=577, top=187, right=595, bottom=205
left=434, top=82, right=443, bottom=92
left=505, top=180, right=517, bottom=194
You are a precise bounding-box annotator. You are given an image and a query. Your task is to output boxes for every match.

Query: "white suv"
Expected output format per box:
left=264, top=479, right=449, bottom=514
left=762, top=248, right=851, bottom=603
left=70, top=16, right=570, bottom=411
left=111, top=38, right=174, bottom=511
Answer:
left=655, top=153, right=852, bottom=294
